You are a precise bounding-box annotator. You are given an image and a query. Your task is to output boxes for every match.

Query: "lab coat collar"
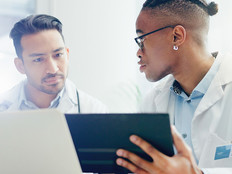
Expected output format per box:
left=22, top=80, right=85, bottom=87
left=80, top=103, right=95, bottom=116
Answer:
left=194, top=52, right=232, bottom=117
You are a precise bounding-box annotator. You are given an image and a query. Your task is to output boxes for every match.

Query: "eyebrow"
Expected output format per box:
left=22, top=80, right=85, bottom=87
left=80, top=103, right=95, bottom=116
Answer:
left=28, top=47, right=65, bottom=57
left=136, top=29, right=144, bottom=34
left=53, top=47, right=65, bottom=52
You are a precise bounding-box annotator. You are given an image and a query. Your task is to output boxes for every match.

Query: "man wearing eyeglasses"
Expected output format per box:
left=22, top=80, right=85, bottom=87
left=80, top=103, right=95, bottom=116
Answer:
left=116, top=0, right=232, bottom=173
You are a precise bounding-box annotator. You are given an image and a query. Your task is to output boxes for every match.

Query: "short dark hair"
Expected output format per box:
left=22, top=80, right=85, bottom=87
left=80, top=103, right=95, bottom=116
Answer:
left=10, top=14, right=64, bottom=58
left=143, top=0, right=218, bottom=16
left=141, top=0, right=218, bottom=45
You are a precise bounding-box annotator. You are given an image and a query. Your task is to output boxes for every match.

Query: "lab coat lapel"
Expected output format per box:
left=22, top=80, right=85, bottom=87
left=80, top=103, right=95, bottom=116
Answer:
left=155, top=87, right=171, bottom=111
left=194, top=75, right=223, bottom=118
left=194, top=52, right=232, bottom=118
left=56, top=96, right=74, bottom=113
left=155, top=76, right=175, bottom=124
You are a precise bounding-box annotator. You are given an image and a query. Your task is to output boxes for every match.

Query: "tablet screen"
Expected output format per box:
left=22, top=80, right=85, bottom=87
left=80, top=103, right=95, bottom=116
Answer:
left=65, top=113, right=174, bottom=174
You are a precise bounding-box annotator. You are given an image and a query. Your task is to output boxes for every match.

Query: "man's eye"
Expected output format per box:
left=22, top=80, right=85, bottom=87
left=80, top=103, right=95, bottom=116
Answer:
left=55, top=53, right=64, bottom=58
left=33, top=58, right=43, bottom=62
left=140, top=37, right=145, bottom=42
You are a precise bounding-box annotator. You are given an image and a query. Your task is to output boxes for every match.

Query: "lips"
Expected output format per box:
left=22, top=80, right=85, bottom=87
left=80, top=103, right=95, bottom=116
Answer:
left=42, top=74, right=64, bottom=85
left=44, top=77, right=60, bottom=84
left=138, top=61, right=146, bottom=72
left=139, top=64, right=146, bottom=72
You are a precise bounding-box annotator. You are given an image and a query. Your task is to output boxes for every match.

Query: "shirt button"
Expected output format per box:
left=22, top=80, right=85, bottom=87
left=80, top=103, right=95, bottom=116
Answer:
left=182, top=133, right=187, bottom=138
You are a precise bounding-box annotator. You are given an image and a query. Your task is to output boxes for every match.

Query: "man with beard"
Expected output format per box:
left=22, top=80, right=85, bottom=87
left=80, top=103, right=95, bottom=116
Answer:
left=0, top=14, right=107, bottom=113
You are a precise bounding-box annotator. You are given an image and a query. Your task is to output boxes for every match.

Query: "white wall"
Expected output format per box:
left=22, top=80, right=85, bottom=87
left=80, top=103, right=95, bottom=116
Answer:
left=2, top=0, right=231, bottom=112
left=35, top=0, right=232, bottom=112
left=208, top=0, right=232, bottom=53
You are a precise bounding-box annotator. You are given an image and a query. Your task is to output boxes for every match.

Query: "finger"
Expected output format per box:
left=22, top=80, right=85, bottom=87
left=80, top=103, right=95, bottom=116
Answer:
left=116, top=158, right=148, bottom=174
left=129, top=135, right=169, bottom=169
left=171, top=126, right=200, bottom=173
left=116, top=149, right=152, bottom=173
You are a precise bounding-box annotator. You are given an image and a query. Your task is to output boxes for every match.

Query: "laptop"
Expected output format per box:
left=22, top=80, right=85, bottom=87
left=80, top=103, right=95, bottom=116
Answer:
left=65, top=113, right=174, bottom=174
left=0, top=109, right=82, bottom=174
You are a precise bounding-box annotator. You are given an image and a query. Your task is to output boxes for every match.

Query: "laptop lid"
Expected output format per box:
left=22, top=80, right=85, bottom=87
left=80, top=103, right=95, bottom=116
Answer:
left=0, top=109, right=82, bottom=174
left=65, top=113, right=174, bottom=174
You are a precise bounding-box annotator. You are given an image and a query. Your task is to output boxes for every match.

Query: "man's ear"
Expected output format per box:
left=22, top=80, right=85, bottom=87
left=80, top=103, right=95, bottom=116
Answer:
left=14, top=58, right=25, bottom=74
left=172, top=25, right=186, bottom=47
left=66, top=47, right=70, bottom=61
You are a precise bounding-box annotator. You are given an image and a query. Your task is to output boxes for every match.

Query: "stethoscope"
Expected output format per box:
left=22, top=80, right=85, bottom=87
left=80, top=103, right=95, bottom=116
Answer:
left=76, top=90, right=81, bottom=113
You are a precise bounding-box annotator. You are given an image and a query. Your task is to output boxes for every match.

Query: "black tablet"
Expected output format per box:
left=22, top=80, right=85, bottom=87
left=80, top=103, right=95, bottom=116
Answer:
left=65, top=113, right=174, bottom=174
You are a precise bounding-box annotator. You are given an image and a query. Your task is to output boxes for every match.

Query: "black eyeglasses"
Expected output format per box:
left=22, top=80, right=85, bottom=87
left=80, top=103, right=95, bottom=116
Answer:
left=134, top=25, right=175, bottom=50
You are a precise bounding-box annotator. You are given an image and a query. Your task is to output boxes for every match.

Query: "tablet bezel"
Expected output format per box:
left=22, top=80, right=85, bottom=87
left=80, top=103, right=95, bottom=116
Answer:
left=65, top=113, right=174, bottom=174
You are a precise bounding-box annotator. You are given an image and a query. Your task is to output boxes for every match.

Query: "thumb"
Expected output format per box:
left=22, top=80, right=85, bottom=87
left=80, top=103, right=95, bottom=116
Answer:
left=171, top=125, right=201, bottom=173
left=171, top=125, right=191, bottom=155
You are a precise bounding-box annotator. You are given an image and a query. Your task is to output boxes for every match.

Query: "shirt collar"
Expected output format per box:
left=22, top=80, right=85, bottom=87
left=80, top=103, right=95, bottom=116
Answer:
left=49, top=88, right=64, bottom=108
left=19, top=80, right=67, bottom=109
left=194, top=56, right=220, bottom=94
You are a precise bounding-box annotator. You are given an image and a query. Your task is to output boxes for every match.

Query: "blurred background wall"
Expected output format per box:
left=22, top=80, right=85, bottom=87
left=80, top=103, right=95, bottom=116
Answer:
left=0, top=0, right=231, bottom=112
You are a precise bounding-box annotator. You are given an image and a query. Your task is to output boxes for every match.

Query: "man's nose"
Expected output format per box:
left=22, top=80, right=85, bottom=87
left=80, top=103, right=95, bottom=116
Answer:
left=46, top=58, right=59, bottom=74
left=137, top=48, right=143, bottom=59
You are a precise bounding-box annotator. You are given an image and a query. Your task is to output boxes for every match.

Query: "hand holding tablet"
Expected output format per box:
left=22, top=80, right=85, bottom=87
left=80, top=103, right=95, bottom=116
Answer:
left=65, top=113, right=174, bottom=173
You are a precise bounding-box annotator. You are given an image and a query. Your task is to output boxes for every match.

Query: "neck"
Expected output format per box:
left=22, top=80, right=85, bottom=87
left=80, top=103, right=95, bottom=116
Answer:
left=173, top=51, right=215, bottom=95
left=24, top=83, right=58, bottom=108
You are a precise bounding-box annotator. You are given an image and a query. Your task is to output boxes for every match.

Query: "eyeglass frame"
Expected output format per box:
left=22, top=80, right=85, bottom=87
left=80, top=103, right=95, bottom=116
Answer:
left=134, top=25, right=175, bottom=50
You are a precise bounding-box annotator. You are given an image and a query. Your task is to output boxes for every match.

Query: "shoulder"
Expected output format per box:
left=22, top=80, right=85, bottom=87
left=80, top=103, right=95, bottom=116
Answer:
left=0, top=99, right=12, bottom=112
left=65, top=79, right=108, bottom=113
left=218, top=52, right=232, bottom=75
left=0, top=81, right=24, bottom=112
left=78, top=89, right=108, bottom=113
left=212, top=52, right=232, bottom=86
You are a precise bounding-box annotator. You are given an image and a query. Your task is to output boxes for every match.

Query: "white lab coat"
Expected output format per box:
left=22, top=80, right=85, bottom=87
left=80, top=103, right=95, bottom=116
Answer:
left=0, top=79, right=108, bottom=113
left=140, top=52, right=232, bottom=173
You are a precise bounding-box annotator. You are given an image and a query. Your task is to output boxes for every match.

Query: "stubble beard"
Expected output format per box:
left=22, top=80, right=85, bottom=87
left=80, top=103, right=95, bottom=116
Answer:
left=40, top=73, right=66, bottom=95
left=39, top=82, right=64, bottom=95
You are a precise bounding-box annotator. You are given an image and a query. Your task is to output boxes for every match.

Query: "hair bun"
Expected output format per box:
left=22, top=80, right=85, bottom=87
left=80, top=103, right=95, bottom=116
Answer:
left=207, top=2, right=218, bottom=16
